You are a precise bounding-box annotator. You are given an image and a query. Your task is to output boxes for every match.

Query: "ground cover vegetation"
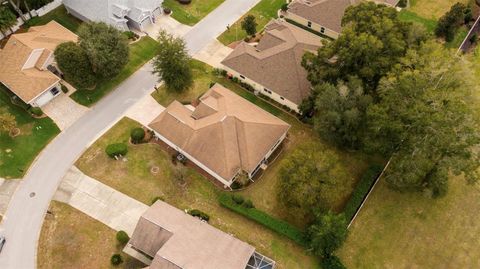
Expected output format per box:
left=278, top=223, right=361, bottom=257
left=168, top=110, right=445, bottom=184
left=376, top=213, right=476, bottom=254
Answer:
left=162, top=0, right=225, bottom=26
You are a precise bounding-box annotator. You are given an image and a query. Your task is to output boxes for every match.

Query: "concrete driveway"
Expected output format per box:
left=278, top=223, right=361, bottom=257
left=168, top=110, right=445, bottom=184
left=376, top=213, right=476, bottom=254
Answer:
left=55, top=166, right=148, bottom=234
left=145, top=14, right=192, bottom=39
left=125, top=92, right=165, bottom=126
left=42, top=93, right=89, bottom=131
left=193, top=39, right=233, bottom=68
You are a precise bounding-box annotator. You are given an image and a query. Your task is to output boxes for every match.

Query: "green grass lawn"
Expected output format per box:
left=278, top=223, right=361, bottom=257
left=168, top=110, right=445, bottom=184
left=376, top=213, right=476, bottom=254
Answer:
left=0, top=86, right=60, bottom=179
left=398, top=9, right=437, bottom=33
left=70, top=37, right=159, bottom=106
left=163, top=0, right=225, bottom=26
left=408, top=0, right=470, bottom=20
left=25, top=5, right=82, bottom=33
left=217, top=0, right=285, bottom=45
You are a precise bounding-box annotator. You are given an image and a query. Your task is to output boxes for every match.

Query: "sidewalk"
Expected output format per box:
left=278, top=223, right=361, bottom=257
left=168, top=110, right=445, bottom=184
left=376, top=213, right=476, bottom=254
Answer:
left=54, top=166, right=148, bottom=234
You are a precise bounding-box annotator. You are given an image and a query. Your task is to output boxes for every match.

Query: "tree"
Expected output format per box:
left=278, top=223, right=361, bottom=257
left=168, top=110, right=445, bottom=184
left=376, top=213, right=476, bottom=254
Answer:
left=0, top=111, right=16, bottom=133
left=152, top=30, right=193, bottom=92
left=307, top=211, right=348, bottom=257
left=78, top=22, right=129, bottom=78
left=312, top=77, right=372, bottom=149
left=435, top=3, right=468, bottom=42
left=54, top=41, right=96, bottom=89
left=7, top=0, right=26, bottom=22
left=278, top=143, right=351, bottom=216
left=0, top=5, right=17, bottom=36
left=241, top=15, right=257, bottom=36
left=302, top=2, right=427, bottom=92
left=366, top=41, right=480, bottom=197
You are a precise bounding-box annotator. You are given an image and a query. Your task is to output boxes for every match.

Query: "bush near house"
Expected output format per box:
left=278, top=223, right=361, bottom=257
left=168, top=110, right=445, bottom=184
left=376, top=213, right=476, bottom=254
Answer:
left=29, top=107, right=43, bottom=116
left=110, top=254, right=123, bottom=266
left=187, top=209, right=210, bottom=222
left=105, top=143, right=128, bottom=158
left=219, top=194, right=307, bottom=245
left=130, top=127, right=145, bottom=144
left=116, top=230, right=130, bottom=245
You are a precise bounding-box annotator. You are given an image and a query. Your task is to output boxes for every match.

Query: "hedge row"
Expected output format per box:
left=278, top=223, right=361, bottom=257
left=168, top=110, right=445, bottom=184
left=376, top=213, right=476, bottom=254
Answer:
left=343, top=164, right=384, bottom=221
left=219, top=194, right=306, bottom=245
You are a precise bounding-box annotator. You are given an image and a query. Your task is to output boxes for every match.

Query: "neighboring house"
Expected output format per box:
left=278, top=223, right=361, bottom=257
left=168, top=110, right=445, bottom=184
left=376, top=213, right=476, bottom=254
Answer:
left=63, top=0, right=163, bottom=31
left=221, top=19, right=322, bottom=113
left=148, top=84, right=290, bottom=188
left=125, top=200, right=276, bottom=269
left=284, top=0, right=401, bottom=39
left=0, top=21, right=78, bottom=107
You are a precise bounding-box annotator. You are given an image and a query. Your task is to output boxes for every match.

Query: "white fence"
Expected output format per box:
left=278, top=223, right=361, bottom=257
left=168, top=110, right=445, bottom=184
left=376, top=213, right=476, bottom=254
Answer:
left=0, top=0, right=62, bottom=40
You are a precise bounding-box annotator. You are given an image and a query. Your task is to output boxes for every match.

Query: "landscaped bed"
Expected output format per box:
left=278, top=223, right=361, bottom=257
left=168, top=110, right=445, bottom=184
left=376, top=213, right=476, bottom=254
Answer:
left=217, top=0, right=286, bottom=45
left=70, top=36, right=159, bottom=106
left=37, top=201, right=143, bottom=269
left=162, top=0, right=225, bottom=26
left=0, top=86, right=60, bottom=179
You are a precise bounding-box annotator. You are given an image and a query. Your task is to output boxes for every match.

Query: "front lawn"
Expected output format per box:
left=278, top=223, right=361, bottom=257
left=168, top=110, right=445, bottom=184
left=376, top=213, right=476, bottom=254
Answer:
left=0, top=86, right=60, bottom=179
left=25, top=5, right=82, bottom=33
left=70, top=37, right=159, bottom=106
left=398, top=9, right=437, bottom=33
left=217, top=0, right=285, bottom=45
left=75, top=117, right=321, bottom=269
left=163, top=0, right=225, bottom=26
left=38, top=201, right=143, bottom=269
left=408, top=0, right=470, bottom=20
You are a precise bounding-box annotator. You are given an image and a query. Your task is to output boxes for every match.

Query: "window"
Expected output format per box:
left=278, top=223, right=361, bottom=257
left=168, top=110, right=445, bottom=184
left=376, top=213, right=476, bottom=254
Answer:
left=240, top=75, right=245, bottom=79
left=280, top=96, right=285, bottom=100
left=263, top=88, right=272, bottom=94
left=50, top=87, right=60, bottom=96
left=307, top=21, right=312, bottom=28
left=320, top=27, right=325, bottom=33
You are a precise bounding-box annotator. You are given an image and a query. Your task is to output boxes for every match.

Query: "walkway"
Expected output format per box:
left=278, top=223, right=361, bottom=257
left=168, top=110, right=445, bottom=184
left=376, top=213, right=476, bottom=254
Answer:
left=54, top=167, right=148, bottom=234
left=0, top=0, right=261, bottom=267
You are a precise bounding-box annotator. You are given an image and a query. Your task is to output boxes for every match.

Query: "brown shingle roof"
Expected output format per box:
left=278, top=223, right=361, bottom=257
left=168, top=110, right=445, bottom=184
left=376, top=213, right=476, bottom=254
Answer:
left=221, top=20, right=322, bottom=105
left=148, top=84, right=290, bottom=182
left=129, top=201, right=256, bottom=269
left=287, top=0, right=400, bottom=33
left=0, top=21, right=77, bottom=103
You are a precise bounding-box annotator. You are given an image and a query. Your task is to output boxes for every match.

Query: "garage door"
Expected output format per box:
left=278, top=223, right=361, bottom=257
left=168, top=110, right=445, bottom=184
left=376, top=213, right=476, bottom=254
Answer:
left=140, top=17, right=152, bottom=31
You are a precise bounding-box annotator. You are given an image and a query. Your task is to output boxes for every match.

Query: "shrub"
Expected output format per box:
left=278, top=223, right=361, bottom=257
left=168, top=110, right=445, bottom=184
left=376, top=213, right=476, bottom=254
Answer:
left=243, top=199, right=254, bottom=209
left=105, top=143, right=128, bottom=158
left=110, top=254, right=123, bottom=266
left=130, top=127, right=145, bottom=144
left=321, top=255, right=347, bottom=269
left=232, top=77, right=239, bottom=83
left=397, top=0, right=407, bottom=8
left=470, top=33, right=477, bottom=44
left=209, top=81, right=216, bottom=88
left=343, top=164, right=383, bottom=221
left=219, top=194, right=306, bottom=245
left=178, top=0, right=191, bottom=4
left=231, top=181, right=242, bottom=190
left=29, top=107, right=43, bottom=116
left=188, top=209, right=210, bottom=222
left=116, top=230, right=130, bottom=244
left=281, top=3, right=289, bottom=11
left=163, top=7, right=171, bottom=14
left=60, top=84, right=69, bottom=93
left=231, top=194, right=244, bottom=205
left=151, top=196, right=164, bottom=205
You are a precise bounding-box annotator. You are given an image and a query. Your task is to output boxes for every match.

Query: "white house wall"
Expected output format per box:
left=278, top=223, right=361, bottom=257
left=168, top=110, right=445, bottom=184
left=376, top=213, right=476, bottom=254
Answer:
left=31, top=82, right=61, bottom=107
left=223, top=66, right=301, bottom=113
left=284, top=12, right=340, bottom=39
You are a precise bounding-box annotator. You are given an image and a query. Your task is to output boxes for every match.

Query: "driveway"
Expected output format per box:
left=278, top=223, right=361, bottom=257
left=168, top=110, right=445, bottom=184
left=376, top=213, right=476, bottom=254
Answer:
left=54, top=166, right=148, bottom=234
left=42, top=92, right=89, bottom=131
left=0, top=0, right=261, bottom=268
left=144, top=14, right=192, bottom=39
left=125, top=92, right=165, bottom=126
left=193, top=39, right=233, bottom=68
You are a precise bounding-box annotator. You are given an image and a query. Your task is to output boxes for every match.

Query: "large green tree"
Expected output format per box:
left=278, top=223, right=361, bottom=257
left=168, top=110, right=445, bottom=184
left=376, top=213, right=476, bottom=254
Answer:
left=435, top=2, right=469, bottom=42
left=308, top=211, right=348, bottom=258
left=366, top=41, right=480, bottom=197
left=312, top=77, right=372, bottom=149
left=0, top=5, right=16, bottom=36
left=152, top=30, right=192, bottom=92
left=278, top=143, right=350, bottom=216
left=302, top=2, right=427, bottom=92
left=241, top=15, right=257, bottom=36
left=54, top=42, right=97, bottom=89
left=78, top=22, right=129, bottom=78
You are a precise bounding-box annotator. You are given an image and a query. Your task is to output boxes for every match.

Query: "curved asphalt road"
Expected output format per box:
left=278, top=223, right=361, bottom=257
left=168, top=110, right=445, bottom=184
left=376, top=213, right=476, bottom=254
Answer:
left=0, top=0, right=259, bottom=267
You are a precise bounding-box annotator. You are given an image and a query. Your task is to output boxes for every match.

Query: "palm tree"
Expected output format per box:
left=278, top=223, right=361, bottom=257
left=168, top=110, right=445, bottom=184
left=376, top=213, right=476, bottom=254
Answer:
left=0, top=5, right=16, bottom=36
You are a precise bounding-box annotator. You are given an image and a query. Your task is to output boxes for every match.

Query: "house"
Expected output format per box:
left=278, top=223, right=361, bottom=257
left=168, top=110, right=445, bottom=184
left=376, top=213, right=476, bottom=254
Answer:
left=0, top=21, right=78, bottom=107
left=221, top=19, right=322, bottom=113
left=125, top=200, right=276, bottom=269
left=148, top=84, right=290, bottom=188
left=284, top=0, right=401, bottom=39
left=63, top=0, right=163, bottom=31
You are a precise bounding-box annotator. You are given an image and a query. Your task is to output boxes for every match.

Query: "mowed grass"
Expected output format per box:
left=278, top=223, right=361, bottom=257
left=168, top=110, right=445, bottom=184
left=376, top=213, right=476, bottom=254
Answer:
left=70, top=37, right=159, bottom=106
left=38, top=201, right=144, bottom=269
left=408, top=0, right=471, bottom=20
left=398, top=9, right=437, bottom=33
left=25, top=5, right=82, bottom=33
left=337, top=178, right=480, bottom=268
left=217, top=0, right=285, bottom=45
left=0, top=86, right=60, bottom=179
left=75, top=118, right=320, bottom=269
left=163, top=0, right=225, bottom=26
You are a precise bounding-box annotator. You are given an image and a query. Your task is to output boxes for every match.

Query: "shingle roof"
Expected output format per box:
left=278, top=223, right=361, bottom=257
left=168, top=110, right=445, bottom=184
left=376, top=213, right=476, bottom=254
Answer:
left=0, top=21, right=77, bottom=103
left=148, top=84, right=290, bottom=182
left=221, top=20, right=322, bottom=106
left=129, top=201, right=256, bottom=269
left=287, top=0, right=400, bottom=33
